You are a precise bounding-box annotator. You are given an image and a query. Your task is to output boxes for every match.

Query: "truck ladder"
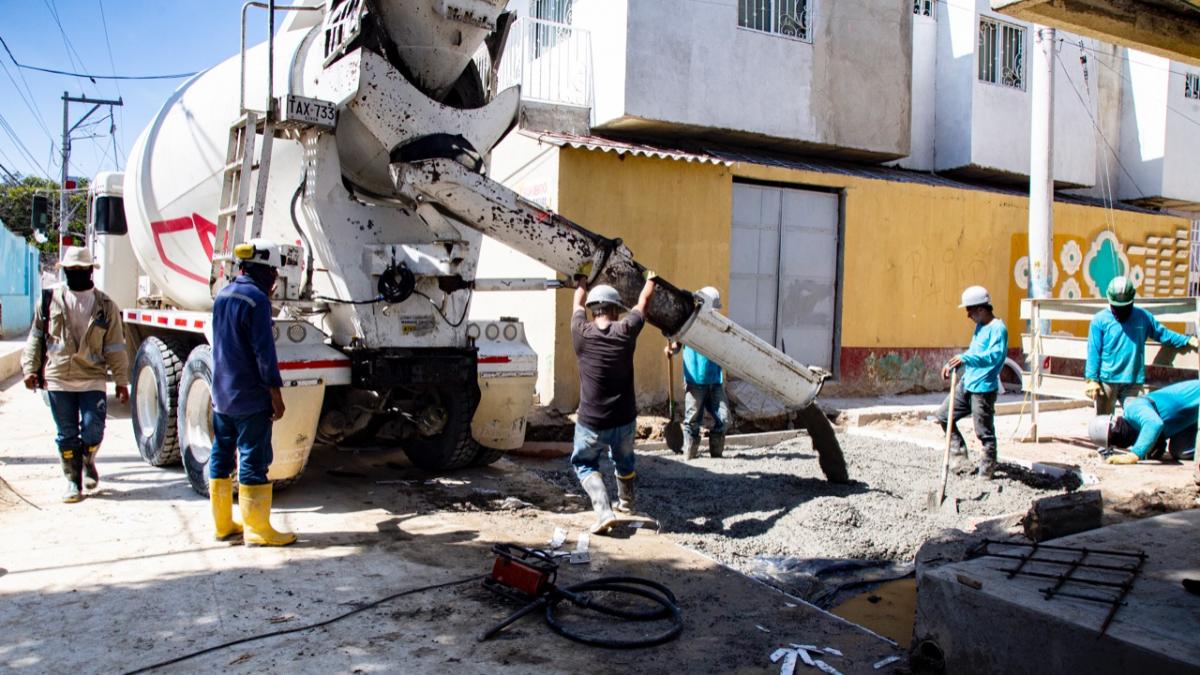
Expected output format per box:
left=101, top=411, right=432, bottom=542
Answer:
left=211, top=112, right=277, bottom=297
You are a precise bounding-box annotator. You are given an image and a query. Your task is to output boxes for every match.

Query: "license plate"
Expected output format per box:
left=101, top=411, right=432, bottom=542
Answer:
left=280, top=95, right=337, bottom=128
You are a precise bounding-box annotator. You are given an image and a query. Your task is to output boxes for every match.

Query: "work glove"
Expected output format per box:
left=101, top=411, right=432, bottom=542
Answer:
left=1105, top=451, right=1140, bottom=465
left=1083, top=380, right=1102, bottom=400
left=1189, top=336, right=1199, bottom=350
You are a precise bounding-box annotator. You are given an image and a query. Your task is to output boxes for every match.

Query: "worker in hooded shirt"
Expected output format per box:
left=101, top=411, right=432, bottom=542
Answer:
left=665, top=287, right=731, bottom=461
left=935, top=285, right=1009, bottom=479
left=21, top=247, right=129, bottom=503
left=1084, top=276, right=1197, bottom=415
left=570, top=272, right=657, bottom=535
left=209, top=238, right=293, bottom=546
left=1089, top=380, right=1200, bottom=466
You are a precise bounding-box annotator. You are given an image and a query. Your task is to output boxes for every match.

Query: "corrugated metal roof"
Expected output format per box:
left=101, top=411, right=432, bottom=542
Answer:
left=520, top=131, right=1171, bottom=215
left=520, top=130, right=732, bottom=166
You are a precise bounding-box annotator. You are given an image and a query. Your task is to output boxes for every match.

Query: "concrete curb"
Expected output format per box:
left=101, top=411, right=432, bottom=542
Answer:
left=0, top=344, right=23, bottom=382
left=841, top=398, right=1089, bottom=426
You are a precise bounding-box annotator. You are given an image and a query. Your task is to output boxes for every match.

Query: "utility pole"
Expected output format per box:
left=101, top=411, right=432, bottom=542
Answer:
left=59, top=92, right=123, bottom=237
left=1028, top=26, right=1056, bottom=442
left=1028, top=27, right=1056, bottom=306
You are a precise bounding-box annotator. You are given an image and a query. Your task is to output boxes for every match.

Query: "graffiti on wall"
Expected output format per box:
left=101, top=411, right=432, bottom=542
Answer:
left=1011, top=227, right=1191, bottom=303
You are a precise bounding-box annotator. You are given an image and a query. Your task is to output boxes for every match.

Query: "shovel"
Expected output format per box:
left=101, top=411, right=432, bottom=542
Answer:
left=928, top=368, right=957, bottom=511
left=665, top=349, right=684, bottom=453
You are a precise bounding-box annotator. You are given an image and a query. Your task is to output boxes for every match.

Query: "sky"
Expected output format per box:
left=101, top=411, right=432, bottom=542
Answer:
left=0, top=0, right=274, bottom=183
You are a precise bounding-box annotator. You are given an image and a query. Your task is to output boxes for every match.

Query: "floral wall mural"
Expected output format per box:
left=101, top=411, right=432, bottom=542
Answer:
left=1008, top=227, right=1193, bottom=335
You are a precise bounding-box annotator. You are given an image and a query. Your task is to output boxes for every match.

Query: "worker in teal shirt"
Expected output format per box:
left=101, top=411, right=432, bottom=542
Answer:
left=666, top=287, right=731, bottom=460
left=935, top=285, right=1008, bottom=478
left=1089, top=380, right=1200, bottom=465
left=1084, top=276, right=1196, bottom=415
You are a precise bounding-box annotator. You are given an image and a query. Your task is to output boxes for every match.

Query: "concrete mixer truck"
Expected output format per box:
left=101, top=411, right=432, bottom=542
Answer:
left=84, top=0, right=846, bottom=496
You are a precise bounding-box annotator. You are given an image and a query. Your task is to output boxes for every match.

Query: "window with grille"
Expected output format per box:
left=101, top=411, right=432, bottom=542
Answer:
left=738, top=0, right=811, bottom=42
left=1186, top=73, right=1200, bottom=100
left=530, top=0, right=573, bottom=57
left=978, top=18, right=1025, bottom=89
left=914, top=0, right=933, bottom=17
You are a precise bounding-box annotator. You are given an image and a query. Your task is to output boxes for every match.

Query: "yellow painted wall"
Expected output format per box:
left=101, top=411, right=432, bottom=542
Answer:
left=732, top=163, right=1191, bottom=349
left=544, top=147, right=1190, bottom=408
left=552, top=149, right=733, bottom=410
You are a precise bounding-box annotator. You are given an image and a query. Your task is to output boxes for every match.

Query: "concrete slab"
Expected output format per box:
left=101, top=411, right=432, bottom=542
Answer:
left=0, top=339, right=25, bottom=381
left=914, top=510, right=1200, bottom=674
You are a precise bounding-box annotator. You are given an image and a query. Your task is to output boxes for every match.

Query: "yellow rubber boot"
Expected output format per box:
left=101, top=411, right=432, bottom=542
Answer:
left=238, top=483, right=296, bottom=547
left=209, top=477, right=243, bottom=540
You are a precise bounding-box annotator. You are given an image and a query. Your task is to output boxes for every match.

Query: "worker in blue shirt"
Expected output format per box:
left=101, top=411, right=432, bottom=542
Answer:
left=1089, top=380, right=1200, bottom=465
left=1084, top=276, right=1197, bottom=415
left=666, top=287, right=731, bottom=460
left=209, top=238, right=294, bottom=547
left=935, top=285, right=1009, bottom=478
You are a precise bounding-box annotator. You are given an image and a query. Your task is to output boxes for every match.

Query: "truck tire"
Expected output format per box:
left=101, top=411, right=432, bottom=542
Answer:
left=403, top=384, right=481, bottom=471
left=131, top=336, right=189, bottom=466
left=177, top=345, right=303, bottom=496
left=469, top=443, right=504, bottom=467
left=179, top=345, right=215, bottom=497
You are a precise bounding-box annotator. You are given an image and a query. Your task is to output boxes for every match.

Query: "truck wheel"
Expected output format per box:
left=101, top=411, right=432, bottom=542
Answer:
left=469, top=443, right=504, bottom=467
left=179, top=345, right=215, bottom=497
left=131, top=336, right=189, bottom=466
left=403, top=384, right=481, bottom=471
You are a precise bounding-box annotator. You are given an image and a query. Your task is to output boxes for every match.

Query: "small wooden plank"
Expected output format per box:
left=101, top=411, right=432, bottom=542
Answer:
left=1021, top=335, right=1199, bottom=369
left=1020, top=297, right=1199, bottom=323
left=1022, top=490, right=1104, bottom=542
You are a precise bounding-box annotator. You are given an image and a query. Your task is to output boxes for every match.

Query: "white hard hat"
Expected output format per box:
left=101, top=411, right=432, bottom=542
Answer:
left=697, top=286, right=722, bottom=309
left=234, top=238, right=284, bottom=268
left=958, top=285, right=991, bottom=308
left=57, top=246, right=99, bottom=269
left=585, top=284, right=622, bottom=309
left=1088, top=415, right=1112, bottom=448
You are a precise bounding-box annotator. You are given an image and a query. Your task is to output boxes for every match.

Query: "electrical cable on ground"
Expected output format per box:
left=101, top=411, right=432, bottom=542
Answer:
left=120, top=574, right=484, bottom=675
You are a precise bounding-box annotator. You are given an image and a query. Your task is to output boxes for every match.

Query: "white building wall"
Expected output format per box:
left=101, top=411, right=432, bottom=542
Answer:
left=931, top=0, right=1096, bottom=185
left=1116, top=49, right=1169, bottom=201
left=574, top=0, right=913, bottom=160
left=473, top=131, right=562, bottom=404
left=896, top=11, right=938, bottom=171
left=1160, top=64, right=1200, bottom=204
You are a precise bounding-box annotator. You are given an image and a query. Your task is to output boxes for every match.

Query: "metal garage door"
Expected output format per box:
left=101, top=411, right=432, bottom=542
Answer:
left=729, top=183, right=839, bottom=371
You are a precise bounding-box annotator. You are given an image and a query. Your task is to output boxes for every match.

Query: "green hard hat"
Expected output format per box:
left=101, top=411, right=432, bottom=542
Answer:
left=1106, top=276, right=1135, bottom=306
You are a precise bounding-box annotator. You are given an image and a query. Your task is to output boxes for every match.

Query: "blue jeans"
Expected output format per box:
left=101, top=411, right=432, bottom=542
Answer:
left=571, top=421, right=636, bottom=481
left=48, top=390, right=107, bottom=451
left=210, top=411, right=273, bottom=485
left=684, top=382, right=730, bottom=439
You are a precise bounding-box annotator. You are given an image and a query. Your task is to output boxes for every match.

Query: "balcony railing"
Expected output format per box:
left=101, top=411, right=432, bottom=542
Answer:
left=476, top=16, right=593, bottom=109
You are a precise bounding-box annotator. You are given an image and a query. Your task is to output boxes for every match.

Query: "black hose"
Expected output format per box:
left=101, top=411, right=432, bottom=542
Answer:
left=544, top=576, right=683, bottom=649
left=481, top=575, right=683, bottom=649
left=290, top=174, right=315, bottom=298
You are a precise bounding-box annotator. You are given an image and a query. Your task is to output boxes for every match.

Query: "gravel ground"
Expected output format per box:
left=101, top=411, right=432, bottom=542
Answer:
left=532, top=433, right=1070, bottom=572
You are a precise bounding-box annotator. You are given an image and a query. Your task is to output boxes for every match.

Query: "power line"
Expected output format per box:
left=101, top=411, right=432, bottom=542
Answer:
left=0, top=110, right=51, bottom=177
left=0, top=44, right=59, bottom=154
left=44, top=0, right=100, bottom=96
left=0, top=34, right=197, bottom=81
left=1080, top=44, right=1200, bottom=132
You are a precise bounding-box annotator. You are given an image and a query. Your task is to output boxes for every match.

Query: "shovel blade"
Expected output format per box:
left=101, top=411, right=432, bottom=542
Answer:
left=665, top=420, right=684, bottom=453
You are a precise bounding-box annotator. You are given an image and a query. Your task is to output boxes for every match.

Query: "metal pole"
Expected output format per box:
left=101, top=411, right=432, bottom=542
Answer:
left=1028, top=27, right=1056, bottom=315
left=60, top=91, right=69, bottom=238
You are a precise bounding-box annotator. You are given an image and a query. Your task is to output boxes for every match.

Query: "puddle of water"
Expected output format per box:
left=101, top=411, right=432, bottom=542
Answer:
left=829, top=577, right=916, bottom=646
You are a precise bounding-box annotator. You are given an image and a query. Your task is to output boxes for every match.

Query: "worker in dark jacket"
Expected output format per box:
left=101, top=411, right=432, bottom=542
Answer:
left=209, top=238, right=293, bottom=546
left=571, top=273, right=656, bottom=534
